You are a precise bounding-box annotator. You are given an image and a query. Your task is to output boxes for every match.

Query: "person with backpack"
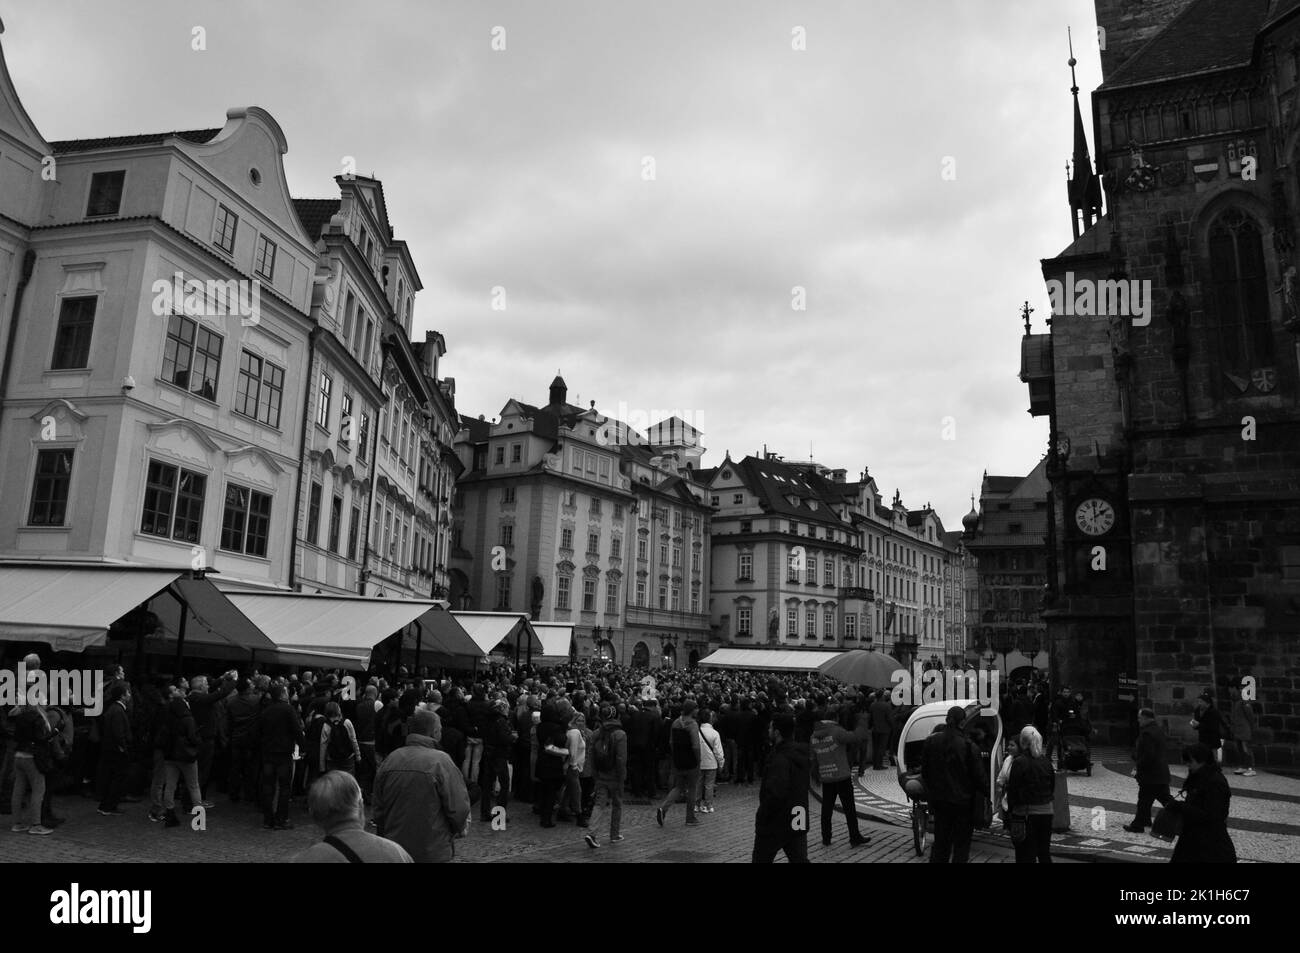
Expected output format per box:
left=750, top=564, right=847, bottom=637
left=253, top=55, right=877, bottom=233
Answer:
left=810, top=702, right=871, bottom=847
left=584, top=704, right=627, bottom=848
left=697, top=708, right=725, bottom=814
left=655, top=700, right=702, bottom=828
left=319, top=702, right=360, bottom=776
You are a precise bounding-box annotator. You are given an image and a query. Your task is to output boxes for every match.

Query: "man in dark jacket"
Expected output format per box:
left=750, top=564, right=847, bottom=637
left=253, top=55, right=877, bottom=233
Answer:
left=255, top=684, right=304, bottom=830
left=478, top=699, right=516, bottom=824
left=585, top=704, right=628, bottom=847
left=735, top=699, right=758, bottom=784
left=920, top=706, right=986, bottom=863
left=869, top=692, right=894, bottom=770
left=1124, top=708, right=1172, bottom=833
left=161, top=695, right=209, bottom=827
left=224, top=678, right=261, bottom=804
left=187, top=672, right=236, bottom=800
left=1191, top=689, right=1224, bottom=764
left=752, top=713, right=810, bottom=863
left=96, top=683, right=133, bottom=816
left=533, top=705, right=568, bottom=827
left=811, top=705, right=871, bottom=847
left=1170, top=743, right=1236, bottom=863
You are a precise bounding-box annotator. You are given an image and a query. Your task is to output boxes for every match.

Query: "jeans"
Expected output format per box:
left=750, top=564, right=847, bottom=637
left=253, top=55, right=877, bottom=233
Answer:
left=627, top=746, right=648, bottom=795
left=752, top=832, right=809, bottom=863
left=929, top=800, right=973, bottom=863
left=658, top=768, right=699, bottom=823
left=1133, top=783, right=1172, bottom=828
left=579, top=776, right=596, bottom=817
left=1014, top=813, right=1053, bottom=863
left=149, top=749, right=167, bottom=811
left=462, top=737, right=483, bottom=782
left=699, top=768, right=717, bottom=808
left=478, top=750, right=510, bottom=821
left=228, top=740, right=257, bottom=802
left=97, top=750, right=129, bottom=811
left=260, top=756, right=293, bottom=825
left=10, top=755, right=44, bottom=827
left=723, top=740, right=738, bottom=780
left=357, top=743, right=378, bottom=799
left=163, top=760, right=202, bottom=812
left=196, top=739, right=215, bottom=796
left=535, top=778, right=560, bottom=825
left=589, top=779, right=623, bottom=838
left=561, top=770, right=583, bottom=818
left=820, top=778, right=862, bottom=843
left=738, top=744, right=755, bottom=784
left=1235, top=740, right=1254, bottom=770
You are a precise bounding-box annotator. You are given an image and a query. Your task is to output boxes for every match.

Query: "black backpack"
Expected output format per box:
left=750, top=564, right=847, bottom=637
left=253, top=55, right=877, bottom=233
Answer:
left=671, top=724, right=699, bottom=771
left=325, top=719, right=354, bottom=763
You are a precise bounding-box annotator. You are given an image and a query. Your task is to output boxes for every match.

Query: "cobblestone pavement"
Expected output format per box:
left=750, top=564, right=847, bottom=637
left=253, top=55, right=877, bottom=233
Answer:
left=2, top=781, right=1034, bottom=865
left=852, top=746, right=1300, bottom=863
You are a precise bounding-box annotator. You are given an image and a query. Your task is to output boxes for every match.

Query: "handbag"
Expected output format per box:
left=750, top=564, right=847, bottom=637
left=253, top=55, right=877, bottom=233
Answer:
left=1151, top=792, right=1186, bottom=841
left=972, top=793, right=993, bottom=829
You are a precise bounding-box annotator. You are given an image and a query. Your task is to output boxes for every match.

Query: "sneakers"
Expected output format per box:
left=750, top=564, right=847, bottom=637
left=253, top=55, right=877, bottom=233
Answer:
left=1122, top=823, right=1146, bottom=833
left=1242, top=769, right=1257, bottom=777
left=655, top=807, right=665, bottom=827
left=584, top=833, right=599, bottom=849
left=97, top=808, right=124, bottom=816
left=850, top=835, right=872, bottom=847
left=11, top=823, right=30, bottom=833
left=610, top=834, right=625, bottom=842
left=27, top=825, right=54, bottom=836
left=198, top=801, right=215, bottom=810
left=148, top=809, right=163, bottom=823
left=1233, top=768, right=1244, bottom=775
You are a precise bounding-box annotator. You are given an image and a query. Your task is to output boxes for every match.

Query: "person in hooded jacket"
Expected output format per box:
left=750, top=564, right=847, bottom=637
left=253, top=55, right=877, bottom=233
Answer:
left=1169, top=743, right=1237, bottom=863
left=810, top=703, right=871, bottom=847
left=752, top=713, right=810, bottom=863
left=160, top=693, right=210, bottom=828
left=585, top=705, right=627, bottom=848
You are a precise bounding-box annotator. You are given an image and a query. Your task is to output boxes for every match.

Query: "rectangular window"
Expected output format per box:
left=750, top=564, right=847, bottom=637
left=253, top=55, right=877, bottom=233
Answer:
left=825, top=561, right=834, bottom=586
left=590, top=498, right=602, bottom=516
left=340, top=393, right=353, bottom=446
left=254, top=235, right=277, bottom=280
left=220, top=484, right=271, bottom=557
left=510, top=443, right=521, bottom=463
left=738, top=552, right=753, bottom=579
left=737, top=607, right=752, bottom=634
left=692, top=551, right=701, bottom=573
left=614, top=503, right=623, bottom=520
left=659, top=543, right=668, bottom=564
left=28, top=448, right=73, bottom=526
left=732, top=493, right=743, bottom=505
left=637, top=538, right=648, bottom=560
left=86, top=170, right=126, bottom=217
left=494, top=446, right=505, bottom=465
left=806, top=554, right=818, bottom=583
left=561, top=527, right=573, bottom=549
left=571, top=448, right=583, bottom=473
left=496, top=575, right=512, bottom=610
left=214, top=204, right=238, bottom=254
left=672, top=510, right=682, bottom=529
left=611, top=537, right=621, bottom=558
left=502, top=486, right=516, bottom=504
left=824, top=609, right=834, bottom=639
left=348, top=506, right=361, bottom=561
left=711, top=495, right=720, bottom=506
left=557, top=576, right=571, bottom=610
left=636, top=581, right=646, bottom=606
left=234, top=350, right=284, bottom=428
left=500, top=524, right=514, bottom=547
left=605, top=582, right=619, bottom=614
left=672, top=546, right=681, bottom=568
left=161, top=314, right=222, bottom=400
left=846, top=614, right=857, bottom=640
left=671, top=587, right=681, bottom=611
left=598, top=457, right=611, bottom=481
left=141, top=460, right=206, bottom=543
left=307, top=482, right=322, bottom=545
left=328, top=495, right=343, bottom=553
left=787, top=607, right=798, bottom=637
left=317, top=373, right=333, bottom=430
left=806, top=608, right=817, bottom=639
left=585, top=454, right=596, bottom=475
left=588, top=532, right=600, bottom=555
left=51, top=297, right=97, bottom=370
left=362, top=318, right=374, bottom=369
left=582, top=578, right=596, bottom=611
left=740, top=519, right=752, bottom=533
left=658, top=585, right=667, bottom=609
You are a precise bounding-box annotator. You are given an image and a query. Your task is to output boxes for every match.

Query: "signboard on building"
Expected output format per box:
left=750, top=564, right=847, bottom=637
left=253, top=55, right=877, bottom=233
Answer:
left=1117, top=673, right=1139, bottom=702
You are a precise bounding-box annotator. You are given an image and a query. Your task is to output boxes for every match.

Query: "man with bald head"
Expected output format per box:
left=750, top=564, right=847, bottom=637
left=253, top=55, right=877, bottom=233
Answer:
left=372, top=708, right=470, bottom=862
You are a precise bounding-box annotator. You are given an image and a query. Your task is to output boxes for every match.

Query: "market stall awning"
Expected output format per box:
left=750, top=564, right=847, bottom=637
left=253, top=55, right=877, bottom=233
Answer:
left=532, top=622, right=574, bottom=664
left=221, top=591, right=456, bottom=670
left=698, top=648, right=844, bottom=672
left=450, top=612, right=544, bottom=656
left=152, top=575, right=276, bottom=653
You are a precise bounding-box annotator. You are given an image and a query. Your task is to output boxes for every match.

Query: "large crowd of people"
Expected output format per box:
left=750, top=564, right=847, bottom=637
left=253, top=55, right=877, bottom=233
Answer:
left=0, top=651, right=1243, bottom=864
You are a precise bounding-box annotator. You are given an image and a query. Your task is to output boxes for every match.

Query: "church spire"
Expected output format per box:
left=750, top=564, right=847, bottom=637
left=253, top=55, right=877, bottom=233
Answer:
left=1067, top=27, right=1103, bottom=240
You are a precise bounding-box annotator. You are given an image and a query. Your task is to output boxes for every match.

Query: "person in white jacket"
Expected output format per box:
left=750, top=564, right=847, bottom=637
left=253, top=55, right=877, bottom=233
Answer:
left=697, top=709, right=726, bottom=813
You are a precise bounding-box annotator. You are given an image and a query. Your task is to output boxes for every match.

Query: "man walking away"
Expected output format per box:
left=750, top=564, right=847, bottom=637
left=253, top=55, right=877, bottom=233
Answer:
left=698, top=708, right=725, bottom=813
left=811, top=704, right=871, bottom=847
left=920, top=706, right=986, bottom=863
left=353, top=685, right=381, bottom=801
left=656, top=700, right=702, bottom=828
left=224, top=678, right=261, bottom=804
left=478, top=699, right=516, bottom=826
left=96, top=684, right=132, bottom=817
left=1124, top=708, right=1172, bottom=833
left=869, top=691, right=894, bottom=770
left=372, top=709, right=470, bottom=862
left=255, top=684, right=304, bottom=831
left=292, top=770, right=411, bottom=863
left=752, top=713, right=810, bottom=863
left=319, top=702, right=360, bottom=776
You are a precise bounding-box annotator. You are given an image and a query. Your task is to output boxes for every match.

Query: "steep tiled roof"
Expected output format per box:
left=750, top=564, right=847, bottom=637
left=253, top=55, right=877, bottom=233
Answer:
left=292, top=198, right=340, bottom=241
left=1100, top=0, right=1269, bottom=90
left=732, top=457, right=850, bottom=524
left=49, top=129, right=220, bottom=155
left=983, top=476, right=1023, bottom=496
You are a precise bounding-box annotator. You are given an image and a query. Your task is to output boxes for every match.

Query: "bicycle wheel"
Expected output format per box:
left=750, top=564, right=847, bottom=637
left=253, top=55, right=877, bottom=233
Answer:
left=912, top=801, right=927, bottom=856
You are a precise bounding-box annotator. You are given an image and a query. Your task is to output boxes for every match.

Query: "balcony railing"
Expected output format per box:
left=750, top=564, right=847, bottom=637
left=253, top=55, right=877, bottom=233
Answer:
left=841, top=587, right=875, bottom=601
left=625, top=605, right=711, bottom=630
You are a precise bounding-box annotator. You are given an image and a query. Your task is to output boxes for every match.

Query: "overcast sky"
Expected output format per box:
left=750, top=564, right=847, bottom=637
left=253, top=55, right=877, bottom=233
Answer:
left=6, top=0, right=1103, bottom=529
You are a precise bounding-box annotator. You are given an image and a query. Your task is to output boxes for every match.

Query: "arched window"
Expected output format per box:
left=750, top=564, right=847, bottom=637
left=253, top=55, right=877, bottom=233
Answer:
left=632, top=641, right=650, bottom=669
left=1207, top=208, right=1275, bottom=379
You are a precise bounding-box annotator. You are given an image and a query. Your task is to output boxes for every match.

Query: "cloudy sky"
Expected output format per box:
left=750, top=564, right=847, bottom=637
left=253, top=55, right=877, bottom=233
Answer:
left=6, top=0, right=1103, bottom=529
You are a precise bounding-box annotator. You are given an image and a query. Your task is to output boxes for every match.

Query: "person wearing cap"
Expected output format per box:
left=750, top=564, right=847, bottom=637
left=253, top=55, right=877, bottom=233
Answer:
left=1190, top=689, right=1224, bottom=764
left=920, top=706, right=987, bottom=863
left=1124, top=707, right=1172, bottom=833
left=1168, top=743, right=1237, bottom=863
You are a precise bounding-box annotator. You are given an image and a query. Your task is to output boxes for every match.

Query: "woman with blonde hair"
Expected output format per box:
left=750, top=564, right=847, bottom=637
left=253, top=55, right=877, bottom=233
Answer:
left=1005, top=726, right=1056, bottom=863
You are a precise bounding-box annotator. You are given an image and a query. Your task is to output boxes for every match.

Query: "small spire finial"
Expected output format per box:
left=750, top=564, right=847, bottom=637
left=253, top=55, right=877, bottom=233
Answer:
left=1022, top=301, right=1034, bottom=334
left=1068, top=27, right=1079, bottom=93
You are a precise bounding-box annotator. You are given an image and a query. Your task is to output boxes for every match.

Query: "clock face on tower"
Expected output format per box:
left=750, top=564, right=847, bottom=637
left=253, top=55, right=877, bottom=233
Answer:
left=1075, top=497, right=1116, bottom=536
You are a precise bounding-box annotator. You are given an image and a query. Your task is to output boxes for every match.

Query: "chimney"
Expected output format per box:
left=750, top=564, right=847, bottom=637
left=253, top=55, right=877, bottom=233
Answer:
left=1093, top=0, right=1198, bottom=83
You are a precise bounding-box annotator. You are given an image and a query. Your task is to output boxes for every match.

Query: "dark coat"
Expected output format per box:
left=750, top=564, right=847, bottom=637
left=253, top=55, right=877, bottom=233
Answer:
left=755, top=739, right=810, bottom=839
left=869, top=699, right=894, bottom=733
left=255, top=700, right=304, bottom=759
left=921, top=725, right=985, bottom=805
left=102, top=699, right=132, bottom=755
left=1195, top=705, right=1224, bottom=750
left=1171, top=763, right=1236, bottom=863
left=163, top=698, right=200, bottom=763
left=188, top=678, right=236, bottom=741
left=534, top=712, right=567, bottom=781
left=1132, top=721, right=1170, bottom=786
left=1006, top=753, right=1055, bottom=809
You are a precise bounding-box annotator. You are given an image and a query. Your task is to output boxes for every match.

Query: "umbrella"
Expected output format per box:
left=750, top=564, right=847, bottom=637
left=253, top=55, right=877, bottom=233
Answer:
left=818, top=649, right=904, bottom=687
left=1031, top=650, right=1049, bottom=671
